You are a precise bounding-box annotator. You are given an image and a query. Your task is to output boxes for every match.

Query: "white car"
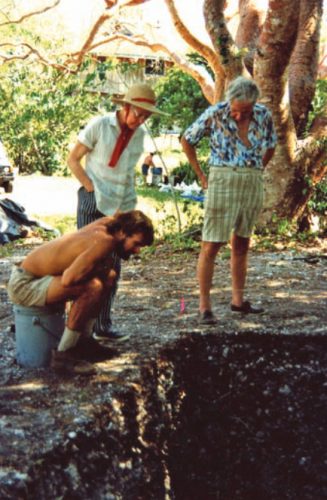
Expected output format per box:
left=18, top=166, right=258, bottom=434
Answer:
left=0, top=140, right=14, bottom=193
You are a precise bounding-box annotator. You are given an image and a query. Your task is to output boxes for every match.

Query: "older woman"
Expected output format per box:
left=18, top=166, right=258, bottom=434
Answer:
left=181, top=76, right=277, bottom=324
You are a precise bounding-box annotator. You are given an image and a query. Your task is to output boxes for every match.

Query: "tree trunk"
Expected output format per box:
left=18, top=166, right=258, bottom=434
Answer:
left=251, top=0, right=326, bottom=222
left=253, top=0, right=298, bottom=221
left=289, top=0, right=323, bottom=137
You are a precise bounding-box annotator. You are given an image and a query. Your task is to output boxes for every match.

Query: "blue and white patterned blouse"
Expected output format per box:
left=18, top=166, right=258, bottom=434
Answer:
left=184, top=101, right=277, bottom=169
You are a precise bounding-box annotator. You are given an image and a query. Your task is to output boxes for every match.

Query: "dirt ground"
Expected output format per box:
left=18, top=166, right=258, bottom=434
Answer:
left=0, top=238, right=326, bottom=384
left=0, top=239, right=326, bottom=363
left=0, top=238, right=326, bottom=497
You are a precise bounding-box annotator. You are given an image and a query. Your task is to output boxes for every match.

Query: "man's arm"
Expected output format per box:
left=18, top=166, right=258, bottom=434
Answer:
left=61, top=235, right=113, bottom=287
left=67, top=142, right=94, bottom=192
left=180, top=136, right=208, bottom=189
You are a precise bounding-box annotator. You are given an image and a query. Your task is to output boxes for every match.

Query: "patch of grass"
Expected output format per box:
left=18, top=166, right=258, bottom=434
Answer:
left=136, top=185, right=177, bottom=203
left=138, top=189, right=203, bottom=240
left=162, top=233, right=200, bottom=253
left=221, top=248, right=231, bottom=260
left=0, top=240, right=20, bottom=258
left=38, top=215, right=76, bottom=235
left=139, top=244, right=157, bottom=259
left=0, top=238, right=39, bottom=258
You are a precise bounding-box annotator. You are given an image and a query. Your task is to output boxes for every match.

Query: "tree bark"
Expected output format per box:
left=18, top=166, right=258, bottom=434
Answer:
left=235, top=0, right=265, bottom=75
left=203, top=0, right=243, bottom=85
left=289, top=0, right=323, bottom=137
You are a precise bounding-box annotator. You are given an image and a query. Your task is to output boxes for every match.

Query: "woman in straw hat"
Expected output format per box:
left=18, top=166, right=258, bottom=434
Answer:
left=67, top=82, right=166, bottom=342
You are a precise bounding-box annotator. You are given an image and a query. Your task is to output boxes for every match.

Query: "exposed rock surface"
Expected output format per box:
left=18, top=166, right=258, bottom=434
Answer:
left=0, top=242, right=326, bottom=498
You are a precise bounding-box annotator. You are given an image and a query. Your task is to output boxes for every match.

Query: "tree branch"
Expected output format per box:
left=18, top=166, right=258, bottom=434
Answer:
left=297, top=115, right=327, bottom=175
left=0, top=42, right=69, bottom=71
left=64, top=0, right=152, bottom=67
left=64, top=13, right=111, bottom=66
left=163, top=0, right=224, bottom=93
left=0, top=0, right=61, bottom=26
left=72, top=32, right=215, bottom=103
left=235, top=0, right=266, bottom=75
left=203, top=0, right=243, bottom=82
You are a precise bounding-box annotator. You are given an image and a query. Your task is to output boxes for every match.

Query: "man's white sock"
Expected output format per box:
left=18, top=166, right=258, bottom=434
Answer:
left=84, top=319, right=96, bottom=337
left=58, top=327, right=81, bottom=352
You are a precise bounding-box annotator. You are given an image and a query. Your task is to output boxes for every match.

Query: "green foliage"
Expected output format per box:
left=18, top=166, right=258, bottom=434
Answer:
left=306, top=79, right=327, bottom=212
left=0, top=59, right=114, bottom=175
left=308, top=175, right=327, bottom=216
left=158, top=198, right=203, bottom=251
left=40, top=215, right=76, bottom=236
left=220, top=248, right=231, bottom=260
left=303, top=78, right=327, bottom=219
left=171, top=158, right=209, bottom=184
left=137, top=184, right=204, bottom=250
left=150, top=67, right=208, bottom=135
left=0, top=240, right=21, bottom=258
left=170, top=161, right=197, bottom=184
left=257, top=214, right=297, bottom=237
left=186, top=52, right=214, bottom=78
left=161, top=232, right=200, bottom=252
left=253, top=212, right=323, bottom=251
left=170, top=137, right=210, bottom=184
left=307, top=79, right=327, bottom=128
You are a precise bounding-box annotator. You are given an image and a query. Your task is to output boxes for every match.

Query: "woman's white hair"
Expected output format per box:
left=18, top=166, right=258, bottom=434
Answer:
left=226, top=76, right=260, bottom=104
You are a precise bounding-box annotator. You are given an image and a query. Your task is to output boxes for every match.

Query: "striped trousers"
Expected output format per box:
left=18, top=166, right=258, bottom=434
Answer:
left=77, top=187, right=121, bottom=334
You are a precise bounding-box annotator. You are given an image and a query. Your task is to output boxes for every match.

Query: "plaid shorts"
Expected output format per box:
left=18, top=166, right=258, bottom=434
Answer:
left=202, top=166, right=264, bottom=243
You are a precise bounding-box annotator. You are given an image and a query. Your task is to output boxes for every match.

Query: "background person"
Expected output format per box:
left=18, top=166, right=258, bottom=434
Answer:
left=67, top=83, right=165, bottom=342
left=181, top=76, right=277, bottom=325
left=7, top=211, right=154, bottom=375
left=141, top=152, right=156, bottom=185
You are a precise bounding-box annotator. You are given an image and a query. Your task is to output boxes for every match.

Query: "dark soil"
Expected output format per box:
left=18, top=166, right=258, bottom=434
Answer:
left=0, top=240, right=326, bottom=498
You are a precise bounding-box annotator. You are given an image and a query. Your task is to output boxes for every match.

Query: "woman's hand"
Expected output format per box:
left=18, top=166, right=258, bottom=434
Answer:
left=84, top=178, right=94, bottom=192
left=67, top=142, right=94, bottom=191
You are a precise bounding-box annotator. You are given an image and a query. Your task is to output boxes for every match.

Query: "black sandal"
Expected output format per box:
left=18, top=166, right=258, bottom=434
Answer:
left=231, top=301, right=264, bottom=314
left=198, top=310, right=217, bottom=325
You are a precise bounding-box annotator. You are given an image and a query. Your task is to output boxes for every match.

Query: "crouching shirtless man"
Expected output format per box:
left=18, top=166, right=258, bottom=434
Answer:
left=7, top=210, right=154, bottom=375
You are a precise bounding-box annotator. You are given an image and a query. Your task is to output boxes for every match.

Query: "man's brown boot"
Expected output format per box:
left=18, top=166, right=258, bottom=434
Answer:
left=51, top=349, right=96, bottom=376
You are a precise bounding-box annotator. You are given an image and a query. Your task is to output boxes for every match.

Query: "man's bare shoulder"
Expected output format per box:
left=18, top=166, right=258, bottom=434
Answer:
left=78, top=216, right=113, bottom=233
left=44, top=218, right=114, bottom=253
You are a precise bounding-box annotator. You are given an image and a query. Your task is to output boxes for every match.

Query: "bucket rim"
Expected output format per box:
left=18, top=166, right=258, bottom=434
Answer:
left=13, top=303, right=65, bottom=314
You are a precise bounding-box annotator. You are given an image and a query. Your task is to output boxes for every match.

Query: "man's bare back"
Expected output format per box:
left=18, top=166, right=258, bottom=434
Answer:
left=22, top=216, right=115, bottom=285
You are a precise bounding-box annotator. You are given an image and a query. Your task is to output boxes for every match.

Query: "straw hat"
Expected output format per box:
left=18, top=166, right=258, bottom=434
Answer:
left=111, top=83, right=167, bottom=116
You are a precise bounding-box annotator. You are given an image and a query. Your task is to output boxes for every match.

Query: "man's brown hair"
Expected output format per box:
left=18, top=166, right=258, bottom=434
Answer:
left=107, top=210, right=154, bottom=246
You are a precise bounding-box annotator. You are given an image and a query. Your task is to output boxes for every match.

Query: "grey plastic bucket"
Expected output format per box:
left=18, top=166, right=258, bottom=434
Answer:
left=14, top=303, right=65, bottom=368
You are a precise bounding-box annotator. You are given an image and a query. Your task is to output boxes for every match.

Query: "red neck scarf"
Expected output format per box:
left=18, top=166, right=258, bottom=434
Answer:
left=108, top=125, right=134, bottom=168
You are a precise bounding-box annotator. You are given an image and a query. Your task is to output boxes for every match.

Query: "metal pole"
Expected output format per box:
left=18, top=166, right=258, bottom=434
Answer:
left=145, top=125, right=182, bottom=233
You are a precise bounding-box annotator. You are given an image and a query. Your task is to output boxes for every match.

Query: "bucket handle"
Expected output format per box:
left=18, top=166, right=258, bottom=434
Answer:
left=32, top=316, right=62, bottom=341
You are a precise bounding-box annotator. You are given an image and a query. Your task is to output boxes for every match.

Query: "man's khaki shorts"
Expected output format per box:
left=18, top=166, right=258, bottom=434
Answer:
left=7, top=266, right=53, bottom=307
left=202, top=166, right=264, bottom=243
